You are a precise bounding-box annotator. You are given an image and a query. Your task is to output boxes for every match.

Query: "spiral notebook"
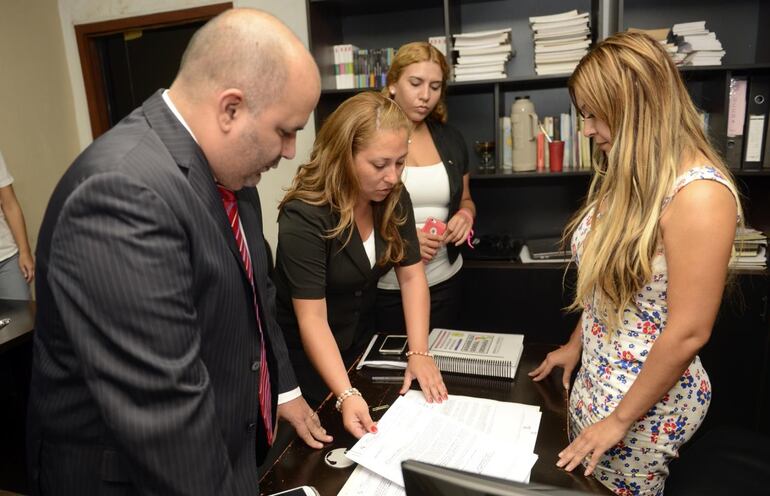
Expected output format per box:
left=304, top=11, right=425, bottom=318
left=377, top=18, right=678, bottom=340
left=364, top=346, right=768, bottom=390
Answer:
left=428, top=329, right=524, bottom=379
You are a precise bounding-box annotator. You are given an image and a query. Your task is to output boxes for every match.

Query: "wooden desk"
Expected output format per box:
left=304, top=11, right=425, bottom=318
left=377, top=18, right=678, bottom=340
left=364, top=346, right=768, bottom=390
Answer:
left=0, top=299, right=35, bottom=494
left=259, top=343, right=611, bottom=495
left=0, top=299, right=35, bottom=353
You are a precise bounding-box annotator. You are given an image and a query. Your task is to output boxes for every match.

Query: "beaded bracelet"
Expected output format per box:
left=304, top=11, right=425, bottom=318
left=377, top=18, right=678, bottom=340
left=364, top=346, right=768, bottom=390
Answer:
left=405, top=350, right=434, bottom=358
left=335, top=387, right=362, bottom=411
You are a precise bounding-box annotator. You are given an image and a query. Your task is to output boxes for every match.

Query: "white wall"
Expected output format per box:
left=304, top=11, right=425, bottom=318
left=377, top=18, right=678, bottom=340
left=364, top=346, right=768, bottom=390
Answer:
left=0, top=0, right=81, bottom=268
left=57, top=0, right=315, bottom=253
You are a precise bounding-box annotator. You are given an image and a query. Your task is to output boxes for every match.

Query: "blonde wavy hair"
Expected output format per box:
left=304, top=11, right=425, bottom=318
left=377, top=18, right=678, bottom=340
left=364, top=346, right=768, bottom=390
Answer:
left=280, top=91, right=413, bottom=266
left=565, top=31, right=741, bottom=328
left=383, top=41, right=451, bottom=123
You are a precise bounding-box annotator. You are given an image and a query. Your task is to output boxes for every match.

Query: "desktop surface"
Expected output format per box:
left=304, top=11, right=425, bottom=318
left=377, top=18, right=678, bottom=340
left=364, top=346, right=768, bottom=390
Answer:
left=259, top=343, right=612, bottom=495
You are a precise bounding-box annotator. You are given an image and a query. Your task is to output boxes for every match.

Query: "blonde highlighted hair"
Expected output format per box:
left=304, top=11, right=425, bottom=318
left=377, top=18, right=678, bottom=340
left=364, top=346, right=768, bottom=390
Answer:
left=280, top=91, right=413, bottom=266
left=565, top=31, right=741, bottom=328
left=383, top=41, right=450, bottom=123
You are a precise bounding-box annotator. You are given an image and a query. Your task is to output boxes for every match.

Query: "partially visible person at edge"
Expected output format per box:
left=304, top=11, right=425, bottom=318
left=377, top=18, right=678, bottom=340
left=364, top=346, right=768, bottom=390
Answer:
left=272, top=91, right=447, bottom=438
left=0, top=149, right=35, bottom=299
left=376, top=41, right=476, bottom=334
left=27, top=9, right=331, bottom=496
left=529, top=31, right=741, bottom=496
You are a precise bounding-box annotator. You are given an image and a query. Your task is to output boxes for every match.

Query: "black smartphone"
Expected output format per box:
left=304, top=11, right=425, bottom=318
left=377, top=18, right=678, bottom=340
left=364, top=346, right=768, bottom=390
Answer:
left=378, top=335, right=408, bottom=355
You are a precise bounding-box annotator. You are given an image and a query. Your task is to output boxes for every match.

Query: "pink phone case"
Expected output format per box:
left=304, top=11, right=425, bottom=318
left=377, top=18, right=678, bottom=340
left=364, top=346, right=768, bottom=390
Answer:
left=422, top=217, right=447, bottom=236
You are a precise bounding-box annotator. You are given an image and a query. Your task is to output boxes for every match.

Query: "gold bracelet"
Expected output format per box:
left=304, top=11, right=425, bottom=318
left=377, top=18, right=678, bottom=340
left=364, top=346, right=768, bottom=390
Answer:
left=335, top=387, right=362, bottom=411
left=405, top=350, right=434, bottom=358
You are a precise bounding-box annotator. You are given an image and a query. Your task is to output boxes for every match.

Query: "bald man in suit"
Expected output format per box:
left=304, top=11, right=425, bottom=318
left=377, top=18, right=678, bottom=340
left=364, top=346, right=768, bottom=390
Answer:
left=27, top=9, right=330, bottom=495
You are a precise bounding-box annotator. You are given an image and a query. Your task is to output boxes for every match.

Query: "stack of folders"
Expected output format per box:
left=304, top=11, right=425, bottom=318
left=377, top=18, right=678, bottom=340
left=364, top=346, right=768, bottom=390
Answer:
left=452, top=28, right=514, bottom=82
left=731, top=227, right=767, bottom=270
left=529, top=9, right=591, bottom=76
left=338, top=391, right=541, bottom=495
left=358, top=329, right=525, bottom=380
left=672, top=21, right=725, bottom=66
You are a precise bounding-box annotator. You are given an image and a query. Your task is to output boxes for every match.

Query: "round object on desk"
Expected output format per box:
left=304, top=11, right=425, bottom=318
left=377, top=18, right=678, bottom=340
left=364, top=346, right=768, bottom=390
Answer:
left=324, top=447, right=355, bottom=468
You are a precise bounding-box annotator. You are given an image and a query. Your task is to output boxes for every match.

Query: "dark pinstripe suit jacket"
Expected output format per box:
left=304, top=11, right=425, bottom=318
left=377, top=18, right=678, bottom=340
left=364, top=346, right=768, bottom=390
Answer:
left=27, top=90, right=297, bottom=495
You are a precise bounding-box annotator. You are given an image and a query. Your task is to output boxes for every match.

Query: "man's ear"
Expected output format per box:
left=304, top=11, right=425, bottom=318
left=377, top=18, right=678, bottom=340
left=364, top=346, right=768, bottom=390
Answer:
left=217, top=88, right=245, bottom=132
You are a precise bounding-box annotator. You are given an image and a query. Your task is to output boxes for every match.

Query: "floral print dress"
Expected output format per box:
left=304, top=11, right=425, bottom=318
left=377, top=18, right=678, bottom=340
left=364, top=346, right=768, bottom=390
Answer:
left=568, top=166, right=739, bottom=496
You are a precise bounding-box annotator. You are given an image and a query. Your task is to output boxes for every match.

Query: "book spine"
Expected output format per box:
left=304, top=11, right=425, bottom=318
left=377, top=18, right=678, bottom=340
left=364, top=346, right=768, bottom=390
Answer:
left=433, top=355, right=513, bottom=379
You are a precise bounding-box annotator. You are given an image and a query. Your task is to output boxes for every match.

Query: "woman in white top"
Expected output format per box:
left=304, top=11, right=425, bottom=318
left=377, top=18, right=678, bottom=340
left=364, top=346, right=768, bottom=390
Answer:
left=0, top=150, right=34, bottom=299
left=377, top=41, right=476, bottom=333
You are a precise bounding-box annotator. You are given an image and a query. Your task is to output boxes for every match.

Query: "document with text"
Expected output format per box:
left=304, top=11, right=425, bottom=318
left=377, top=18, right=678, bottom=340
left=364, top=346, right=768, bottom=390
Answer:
left=345, top=394, right=539, bottom=487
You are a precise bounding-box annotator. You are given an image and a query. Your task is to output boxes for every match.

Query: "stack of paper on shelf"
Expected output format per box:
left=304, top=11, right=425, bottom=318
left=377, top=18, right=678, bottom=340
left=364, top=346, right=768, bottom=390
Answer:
left=628, top=27, right=683, bottom=64
left=529, top=9, right=591, bottom=76
left=730, top=227, right=767, bottom=270
left=452, top=28, right=513, bottom=82
left=672, top=21, right=725, bottom=66
left=338, top=391, right=541, bottom=495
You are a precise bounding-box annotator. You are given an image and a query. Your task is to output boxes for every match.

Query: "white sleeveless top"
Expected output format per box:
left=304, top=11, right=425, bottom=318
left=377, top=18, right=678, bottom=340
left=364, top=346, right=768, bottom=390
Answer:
left=378, top=162, right=463, bottom=289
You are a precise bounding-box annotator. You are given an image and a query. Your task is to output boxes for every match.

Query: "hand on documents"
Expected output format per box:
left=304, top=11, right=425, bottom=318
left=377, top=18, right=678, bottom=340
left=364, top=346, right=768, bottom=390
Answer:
left=528, top=341, right=582, bottom=390
left=277, top=395, right=333, bottom=449
left=341, top=395, right=378, bottom=438
left=344, top=392, right=540, bottom=489
left=556, top=413, right=629, bottom=476
left=402, top=355, right=447, bottom=403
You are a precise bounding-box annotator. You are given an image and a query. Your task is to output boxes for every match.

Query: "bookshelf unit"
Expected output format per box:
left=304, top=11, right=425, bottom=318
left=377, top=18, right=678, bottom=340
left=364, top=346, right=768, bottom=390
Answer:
left=307, top=2, right=770, bottom=425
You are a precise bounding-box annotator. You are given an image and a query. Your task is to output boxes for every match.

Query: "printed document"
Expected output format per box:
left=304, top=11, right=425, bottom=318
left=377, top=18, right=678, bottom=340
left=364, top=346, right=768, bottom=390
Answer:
left=345, top=395, right=539, bottom=487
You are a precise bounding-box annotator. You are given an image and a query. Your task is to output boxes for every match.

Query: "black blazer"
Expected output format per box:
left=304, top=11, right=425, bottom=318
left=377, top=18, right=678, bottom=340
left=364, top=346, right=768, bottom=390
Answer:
left=426, top=119, right=470, bottom=264
left=28, top=90, right=296, bottom=496
left=273, top=188, right=421, bottom=354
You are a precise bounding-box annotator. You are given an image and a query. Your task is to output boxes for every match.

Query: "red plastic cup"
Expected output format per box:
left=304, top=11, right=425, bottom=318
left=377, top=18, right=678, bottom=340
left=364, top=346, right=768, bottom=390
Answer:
left=549, top=140, right=564, bottom=173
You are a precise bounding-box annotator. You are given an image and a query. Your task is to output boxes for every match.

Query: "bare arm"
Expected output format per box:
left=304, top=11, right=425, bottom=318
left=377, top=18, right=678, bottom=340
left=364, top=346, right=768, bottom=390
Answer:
left=446, top=174, right=476, bottom=245
left=394, top=262, right=447, bottom=402
left=292, top=297, right=376, bottom=438
left=529, top=315, right=584, bottom=389
left=0, top=185, right=34, bottom=281
left=557, top=180, right=737, bottom=476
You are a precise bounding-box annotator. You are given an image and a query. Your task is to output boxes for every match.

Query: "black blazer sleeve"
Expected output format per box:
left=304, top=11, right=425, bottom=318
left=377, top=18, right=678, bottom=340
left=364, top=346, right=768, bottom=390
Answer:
left=47, top=172, right=236, bottom=496
left=276, top=200, right=330, bottom=300
left=427, top=120, right=471, bottom=264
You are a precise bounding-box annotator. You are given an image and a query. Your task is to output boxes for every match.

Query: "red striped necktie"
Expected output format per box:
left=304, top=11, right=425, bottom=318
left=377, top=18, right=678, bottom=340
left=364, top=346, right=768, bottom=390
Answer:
left=216, top=186, right=273, bottom=445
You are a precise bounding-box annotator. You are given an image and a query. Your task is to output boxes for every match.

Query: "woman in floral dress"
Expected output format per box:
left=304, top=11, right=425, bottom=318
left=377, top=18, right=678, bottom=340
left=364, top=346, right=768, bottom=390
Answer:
left=529, top=32, right=741, bottom=496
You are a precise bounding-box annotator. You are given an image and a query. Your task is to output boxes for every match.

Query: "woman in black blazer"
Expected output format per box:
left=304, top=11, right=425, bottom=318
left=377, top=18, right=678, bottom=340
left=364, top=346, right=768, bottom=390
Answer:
left=376, top=41, right=477, bottom=334
left=273, top=92, right=446, bottom=438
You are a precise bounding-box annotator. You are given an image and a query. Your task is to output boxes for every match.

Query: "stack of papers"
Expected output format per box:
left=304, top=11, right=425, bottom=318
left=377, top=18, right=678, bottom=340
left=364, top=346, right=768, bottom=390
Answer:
left=730, top=226, right=767, bottom=270
left=339, top=391, right=541, bottom=495
left=672, top=21, right=725, bottom=66
left=529, top=10, right=591, bottom=76
left=452, top=28, right=514, bottom=82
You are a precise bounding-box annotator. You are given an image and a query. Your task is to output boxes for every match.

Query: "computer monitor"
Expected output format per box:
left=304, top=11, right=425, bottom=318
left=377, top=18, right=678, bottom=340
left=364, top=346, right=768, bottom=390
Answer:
left=401, top=460, right=592, bottom=496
